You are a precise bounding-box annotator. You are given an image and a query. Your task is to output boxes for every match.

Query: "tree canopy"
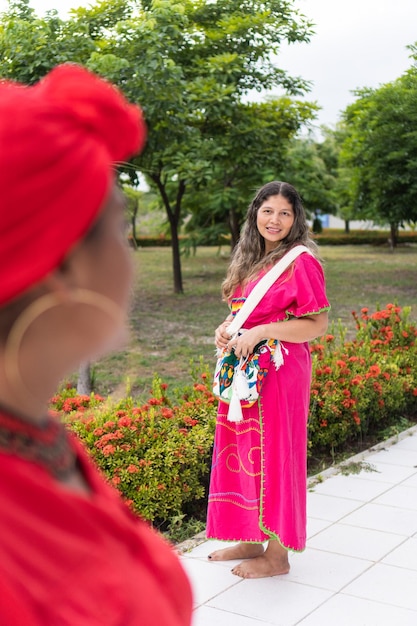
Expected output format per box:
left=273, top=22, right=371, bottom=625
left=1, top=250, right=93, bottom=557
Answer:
left=339, top=51, right=417, bottom=244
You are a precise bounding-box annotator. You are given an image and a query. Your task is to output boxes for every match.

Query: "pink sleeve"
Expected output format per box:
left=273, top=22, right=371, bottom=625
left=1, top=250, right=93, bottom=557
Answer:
left=285, top=253, right=330, bottom=318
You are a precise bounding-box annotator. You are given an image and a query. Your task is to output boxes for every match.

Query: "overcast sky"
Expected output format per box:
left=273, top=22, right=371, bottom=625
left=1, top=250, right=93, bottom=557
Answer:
left=1, top=0, right=416, bottom=131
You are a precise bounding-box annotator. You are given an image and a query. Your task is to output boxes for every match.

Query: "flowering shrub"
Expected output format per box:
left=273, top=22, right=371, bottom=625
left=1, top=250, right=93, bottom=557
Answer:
left=50, top=304, right=417, bottom=527
left=309, top=304, right=417, bottom=457
left=50, top=375, right=216, bottom=527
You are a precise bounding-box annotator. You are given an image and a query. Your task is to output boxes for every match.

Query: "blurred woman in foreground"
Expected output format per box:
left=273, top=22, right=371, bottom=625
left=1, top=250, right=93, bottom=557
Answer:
left=0, top=64, right=192, bottom=626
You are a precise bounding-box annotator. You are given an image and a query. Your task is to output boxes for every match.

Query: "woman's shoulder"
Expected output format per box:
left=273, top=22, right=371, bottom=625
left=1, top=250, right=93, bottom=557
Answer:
left=294, top=249, right=324, bottom=273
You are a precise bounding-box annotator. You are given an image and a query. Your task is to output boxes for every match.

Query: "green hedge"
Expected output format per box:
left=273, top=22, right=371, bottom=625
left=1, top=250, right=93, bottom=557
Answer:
left=314, top=230, right=417, bottom=246
left=129, top=230, right=417, bottom=248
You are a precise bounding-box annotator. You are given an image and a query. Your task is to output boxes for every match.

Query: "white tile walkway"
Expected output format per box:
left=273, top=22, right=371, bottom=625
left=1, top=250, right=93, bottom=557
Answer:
left=179, top=425, right=417, bottom=626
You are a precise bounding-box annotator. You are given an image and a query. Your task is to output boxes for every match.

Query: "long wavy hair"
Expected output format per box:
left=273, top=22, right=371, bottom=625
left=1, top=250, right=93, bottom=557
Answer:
left=222, top=181, right=318, bottom=300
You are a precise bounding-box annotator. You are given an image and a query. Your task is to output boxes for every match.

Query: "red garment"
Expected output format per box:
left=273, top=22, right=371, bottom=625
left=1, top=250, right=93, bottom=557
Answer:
left=0, top=64, right=146, bottom=305
left=0, top=433, right=192, bottom=626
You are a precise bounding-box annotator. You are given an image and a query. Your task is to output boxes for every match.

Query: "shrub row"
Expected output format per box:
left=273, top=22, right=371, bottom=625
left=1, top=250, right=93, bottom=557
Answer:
left=128, top=231, right=417, bottom=248
left=314, top=230, right=417, bottom=246
left=51, top=304, right=417, bottom=528
left=309, top=304, right=417, bottom=457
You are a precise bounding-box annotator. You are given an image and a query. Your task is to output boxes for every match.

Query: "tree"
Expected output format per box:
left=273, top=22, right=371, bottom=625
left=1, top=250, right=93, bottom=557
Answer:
left=0, top=0, right=316, bottom=292
left=279, top=131, right=339, bottom=222
left=0, top=0, right=96, bottom=83
left=339, top=54, right=417, bottom=246
left=182, top=96, right=318, bottom=250
left=79, top=0, right=316, bottom=291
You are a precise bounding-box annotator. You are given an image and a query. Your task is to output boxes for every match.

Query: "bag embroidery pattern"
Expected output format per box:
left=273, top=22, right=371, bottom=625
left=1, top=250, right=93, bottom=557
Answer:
left=213, top=337, right=278, bottom=408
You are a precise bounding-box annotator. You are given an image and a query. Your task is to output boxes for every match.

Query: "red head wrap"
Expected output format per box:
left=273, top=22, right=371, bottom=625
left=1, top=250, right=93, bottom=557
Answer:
left=0, top=64, right=146, bottom=306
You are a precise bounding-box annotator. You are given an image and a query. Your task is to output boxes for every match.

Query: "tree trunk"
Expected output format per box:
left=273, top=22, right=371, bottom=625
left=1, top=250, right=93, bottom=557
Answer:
left=131, top=198, right=138, bottom=243
left=344, top=220, right=350, bottom=234
left=77, top=362, right=92, bottom=395
left=389, top=222, right=398, bottom=250
left=150, top=173, right=184, bottom=294
left=169, top=221, right=183, bottom=294
left=228, top=205, right=240, bottom=250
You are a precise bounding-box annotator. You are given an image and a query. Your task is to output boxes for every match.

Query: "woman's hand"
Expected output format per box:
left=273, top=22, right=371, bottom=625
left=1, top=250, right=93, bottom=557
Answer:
left=227, top=326, right=265, bottom=359
left=214, top=319, right=233, bottom=351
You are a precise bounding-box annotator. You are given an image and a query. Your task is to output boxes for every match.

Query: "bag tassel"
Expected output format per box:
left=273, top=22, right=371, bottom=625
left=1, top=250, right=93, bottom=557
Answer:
left=227, top=377, right=244, bottom=423
left=273, top=341, right=289, bottom=370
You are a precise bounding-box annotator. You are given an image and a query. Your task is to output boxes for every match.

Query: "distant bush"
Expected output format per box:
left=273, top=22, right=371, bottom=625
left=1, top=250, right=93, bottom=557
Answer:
left=314, top=229, right=417, bottom=246
left=128, top=230, right=417, bottom=248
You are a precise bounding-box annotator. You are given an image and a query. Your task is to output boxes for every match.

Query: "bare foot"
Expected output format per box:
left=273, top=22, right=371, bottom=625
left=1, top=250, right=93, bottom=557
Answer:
left=208, top=542, right=264, bottom=562
left=231, top=540, right=290, bottom=579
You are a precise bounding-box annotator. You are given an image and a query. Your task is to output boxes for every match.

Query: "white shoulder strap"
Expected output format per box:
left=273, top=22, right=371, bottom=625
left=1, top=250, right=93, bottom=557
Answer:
left=227, top=245, right=311, bottom=335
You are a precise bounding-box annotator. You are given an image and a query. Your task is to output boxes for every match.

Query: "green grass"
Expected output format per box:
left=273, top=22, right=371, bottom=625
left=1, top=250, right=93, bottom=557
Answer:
left=320, top=244, right=417, bottom=330
left=88, top=244, right=417, bottom=399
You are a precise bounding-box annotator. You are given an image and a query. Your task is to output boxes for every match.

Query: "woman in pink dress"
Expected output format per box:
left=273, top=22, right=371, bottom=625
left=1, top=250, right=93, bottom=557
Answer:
left=206, top=181, right=330, bottom=579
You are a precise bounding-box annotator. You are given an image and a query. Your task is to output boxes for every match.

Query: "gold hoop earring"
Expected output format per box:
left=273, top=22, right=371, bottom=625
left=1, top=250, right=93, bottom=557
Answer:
left=4, top=289, right=124, bottom=403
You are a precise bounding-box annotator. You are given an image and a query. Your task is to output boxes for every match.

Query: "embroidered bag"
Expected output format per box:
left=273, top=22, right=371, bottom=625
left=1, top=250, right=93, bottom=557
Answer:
left=213, top=245, right=310, bottom=422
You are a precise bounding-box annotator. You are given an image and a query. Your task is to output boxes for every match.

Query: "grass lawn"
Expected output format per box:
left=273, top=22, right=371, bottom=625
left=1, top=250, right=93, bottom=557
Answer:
left=88, top=244, right=417, bottom=399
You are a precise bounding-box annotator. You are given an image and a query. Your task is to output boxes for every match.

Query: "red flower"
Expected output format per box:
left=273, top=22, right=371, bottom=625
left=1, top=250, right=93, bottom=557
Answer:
left=148, top=398, right=162, bottom=406
left=118, top=416, right=132, bottom=428
left=368, top=365, right=381, bottom=377
left=102, top=444, right=116, bottom=456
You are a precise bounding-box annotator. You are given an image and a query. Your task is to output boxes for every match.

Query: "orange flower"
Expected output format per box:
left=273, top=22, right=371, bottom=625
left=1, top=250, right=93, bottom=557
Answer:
left=194, top=383, right=208, bottom=392
left=118, top=416, right=132, bottom=428
left=102, top=444, right=116, bottom=456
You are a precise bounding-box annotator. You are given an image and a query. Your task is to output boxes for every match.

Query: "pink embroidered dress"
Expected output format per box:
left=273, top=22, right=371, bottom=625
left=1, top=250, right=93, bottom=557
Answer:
left=206, top=252, right=330, bottom=551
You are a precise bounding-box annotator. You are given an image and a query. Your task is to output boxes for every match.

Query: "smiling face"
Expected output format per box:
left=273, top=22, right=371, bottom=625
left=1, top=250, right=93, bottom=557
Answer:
left=256, top=194, right=295, bottom=253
